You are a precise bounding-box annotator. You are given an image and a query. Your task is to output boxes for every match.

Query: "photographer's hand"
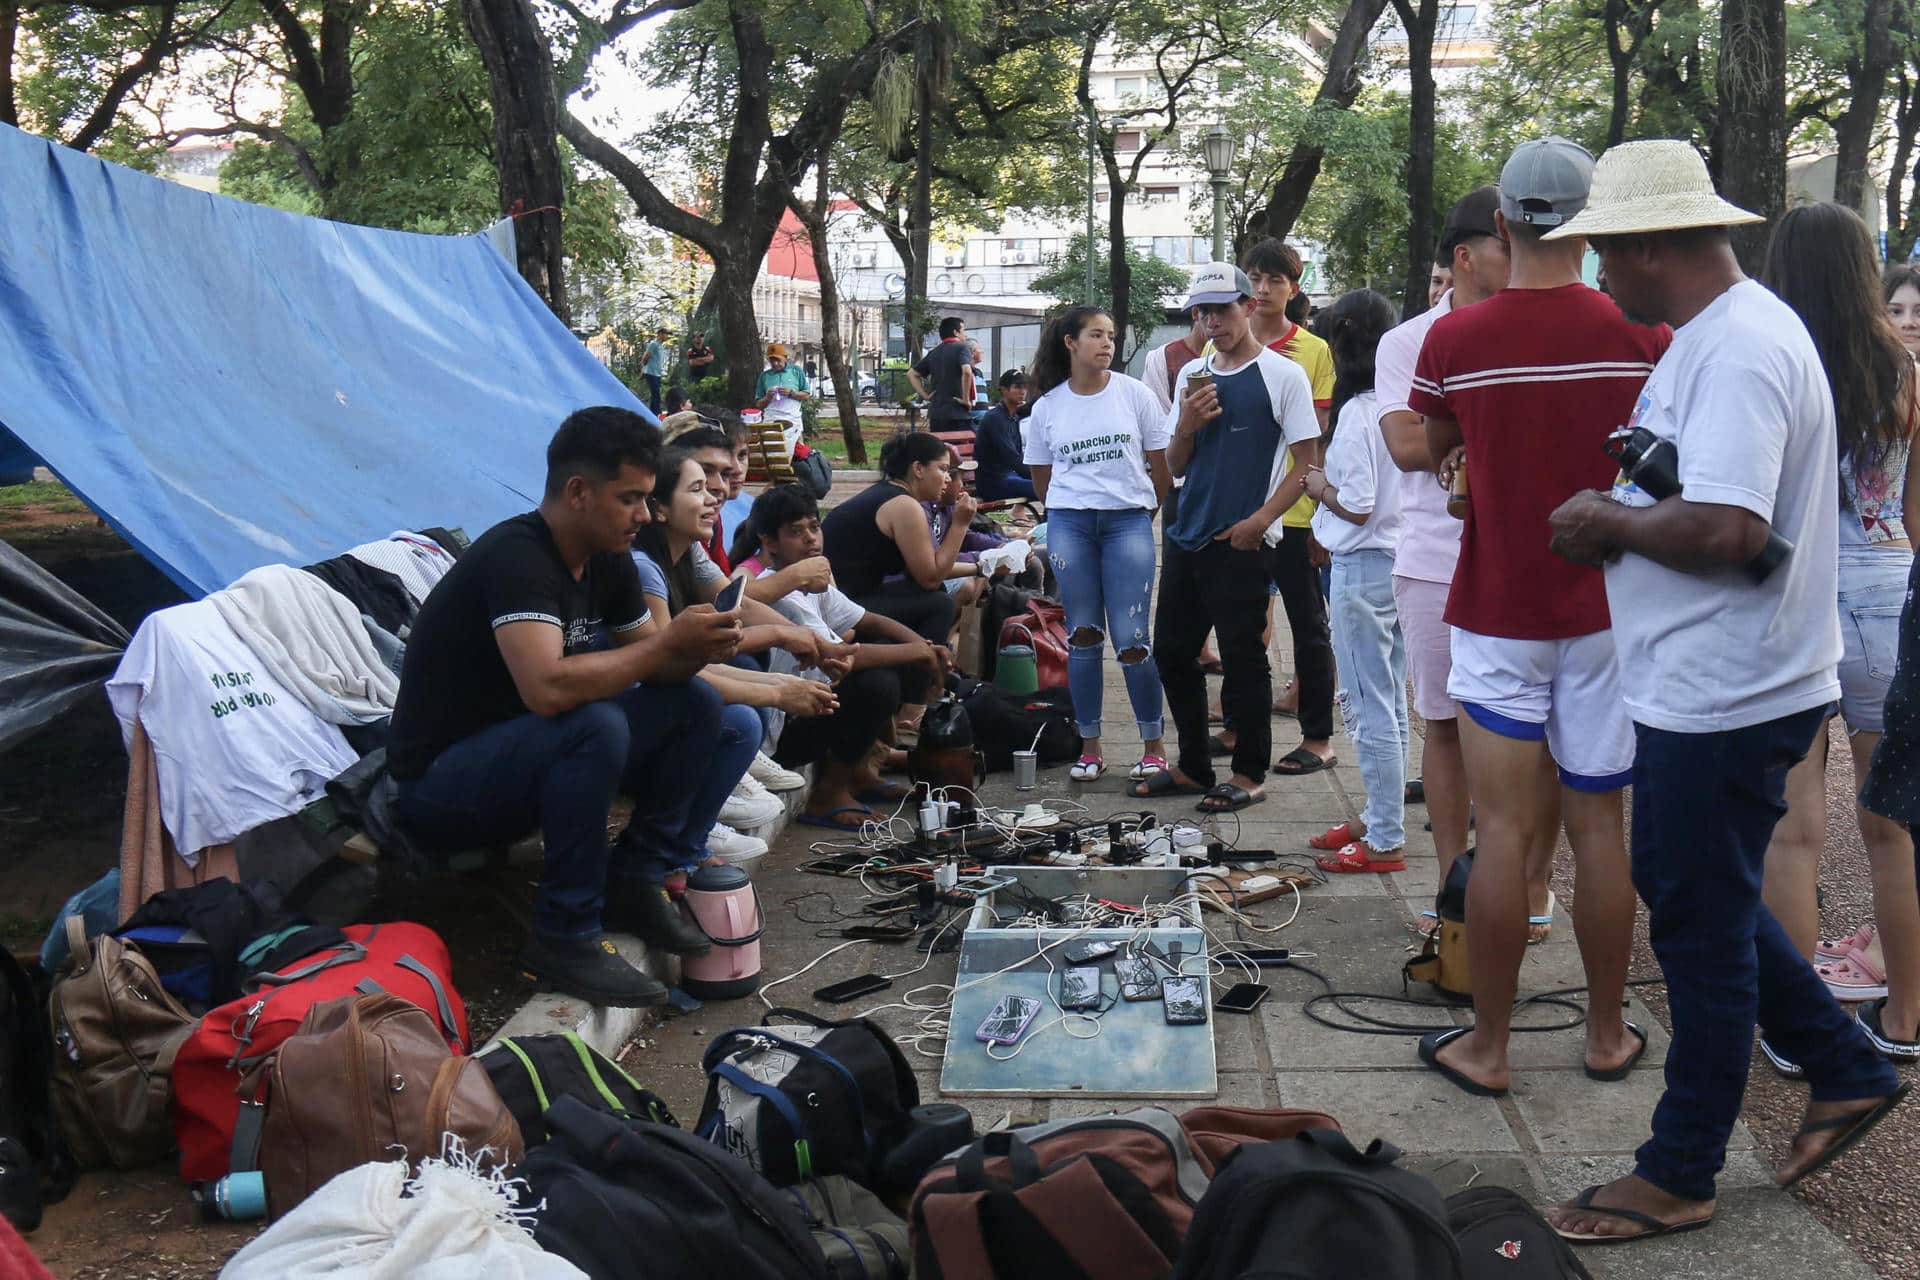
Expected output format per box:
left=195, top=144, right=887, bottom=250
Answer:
left=1548, top=489, right=1624, bottom=567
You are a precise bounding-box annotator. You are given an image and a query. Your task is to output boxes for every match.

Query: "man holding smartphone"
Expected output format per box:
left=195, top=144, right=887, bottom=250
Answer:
left=388, top=407, right=744, bottom=1008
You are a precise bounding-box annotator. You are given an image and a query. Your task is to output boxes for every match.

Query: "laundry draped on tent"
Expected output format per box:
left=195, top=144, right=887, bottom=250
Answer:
left=0, top=122, right=652, bottom=599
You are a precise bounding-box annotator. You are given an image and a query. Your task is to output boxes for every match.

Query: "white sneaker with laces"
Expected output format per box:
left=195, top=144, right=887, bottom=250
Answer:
left=707, top=822, right=769, bottom=864
left=749, top=751, right=806, bottom=792
left=719, top=780, right=783, bottom=829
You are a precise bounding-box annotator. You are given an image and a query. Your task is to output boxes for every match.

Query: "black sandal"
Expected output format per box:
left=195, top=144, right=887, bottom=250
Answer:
left=1552, top=1185, right=1713, bottom=1245
left=1130, top=771, right=1207, bottom=799
left=1207, top=732, right=1234, bottom=757
left=1197, top=783, right=1264, bottom=813
left=1776, top=1082, right=1912, bottom=1188
left=1271, top=746, right=1336, bottom=776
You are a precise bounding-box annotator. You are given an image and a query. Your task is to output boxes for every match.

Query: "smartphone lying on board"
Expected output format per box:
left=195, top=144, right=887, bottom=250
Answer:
left=975, top=994, right=1044, bottom=1045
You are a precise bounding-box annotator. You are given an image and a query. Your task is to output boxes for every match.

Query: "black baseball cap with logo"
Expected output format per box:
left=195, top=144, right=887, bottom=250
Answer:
left=1439, top=186, right=1502, bottom=255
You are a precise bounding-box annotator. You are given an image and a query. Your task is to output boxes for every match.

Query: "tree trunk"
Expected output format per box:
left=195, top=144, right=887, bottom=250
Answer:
left=907, top=67, right=937, bottom=359
left=0, top=1, right=18, bottom=128
left=701, top=249, right=765, bottom=409
left=1392, top=0, right=1438, bottom=318
left=1888, top=69, right=1920, bottom=262
left=791, top=164, right=867, bottom=465
left=1714, top=0, right=1787, bottom=274
left=1604, top=0, right=1635, bottom=147
left=1103, top=147, right=1133, bottom=356
left=1834, top=0, right=1895, bottom=214
left=1257, top=0, right=1389, bottom=244
left=461, top=0, right=569, bottom=322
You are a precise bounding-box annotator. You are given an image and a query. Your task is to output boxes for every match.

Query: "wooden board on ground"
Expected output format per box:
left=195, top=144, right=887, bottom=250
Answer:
left=1196, top=865, right=1319, bottom=912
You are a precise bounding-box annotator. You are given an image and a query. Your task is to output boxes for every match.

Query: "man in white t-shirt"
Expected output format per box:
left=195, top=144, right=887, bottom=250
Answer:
left=1539, top=141, right=1905, bottom=1246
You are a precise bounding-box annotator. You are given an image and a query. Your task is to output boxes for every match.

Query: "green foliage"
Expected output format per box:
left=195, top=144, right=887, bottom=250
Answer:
left=1029, top=233, right=1193, bottom=360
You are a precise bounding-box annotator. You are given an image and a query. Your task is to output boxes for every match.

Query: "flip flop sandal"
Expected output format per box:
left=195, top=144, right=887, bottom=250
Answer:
left=1860, top=998, right=1920, bottom=1062
left=1527, top=890, right=1557, bottom=945
left=1197, top=783, right=1265, bottom=813
left=1418, top=1027, right=1507, bottom=1098
left=1069, top=755, right=1107, bottom=782
left=1308, top=822, right=1356, bottom=851
left=855, top=784, right=912, bottom=805
left=1315, top=842, right=1407, bottom=874
left=795, top=806, right=874, bottom=831
left=1818, top=922, right=1876, bottom=961
left=1817, top=950, right=1888, bottom=1002
left=1208, top=733, right=1234, bottom=757
left=1131, top=771, right=1208, bottom=799
left=1129, top=755, right=1169, bottom=781
left=1776, top=1082, right=1913, bottom=1189
left=1585, top=1020, right=1648, bottom=1082
left=1552, top=1185, right=1713, bottom=1245
left=1271, top=747, right=1336, bottom=776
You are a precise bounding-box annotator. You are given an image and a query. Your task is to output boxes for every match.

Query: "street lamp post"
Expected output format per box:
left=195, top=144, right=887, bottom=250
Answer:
left=1085, top=108, right=1098, bottom=305
left=1203, top=122, right=1238, bottom=265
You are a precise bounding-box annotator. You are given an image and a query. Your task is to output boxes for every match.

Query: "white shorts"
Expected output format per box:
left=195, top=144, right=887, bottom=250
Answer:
left=1446, top=627, right=1634, bottom=790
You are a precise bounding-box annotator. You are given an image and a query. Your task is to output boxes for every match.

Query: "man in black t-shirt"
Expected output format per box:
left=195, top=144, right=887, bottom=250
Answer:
left=389, top=407, right=743, bottom=1007
left=686, top=331, right=715, bottom=381
left=909, top=316, right=976, bottom=429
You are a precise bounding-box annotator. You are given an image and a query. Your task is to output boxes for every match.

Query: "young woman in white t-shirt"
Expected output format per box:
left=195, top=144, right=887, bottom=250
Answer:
left=1023, top=307, right=1174, bottom=781
left=1302, top=291, right=1409, bottom=872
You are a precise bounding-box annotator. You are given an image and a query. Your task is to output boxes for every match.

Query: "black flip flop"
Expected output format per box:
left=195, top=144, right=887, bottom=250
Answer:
left=1585, top=1021, right=1648, bottom=1082
left=1271, top=746, right=1336, bottom=776
left=1418, top=1027, right=1508, bottom=1097
left=1777, top=1081, right=1912, bottom=1189
left=1130, top=771, right=1208, bottom=799
left=1552, top=1185, right=1713, bottom=1245
left=1208, top=733, right=1234, bottom=757
left=1197, top=783, right=1265, bottom=813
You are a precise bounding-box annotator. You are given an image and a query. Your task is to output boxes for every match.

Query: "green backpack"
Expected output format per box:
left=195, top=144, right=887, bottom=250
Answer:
left=477, top=1032, right=676, bottom=1145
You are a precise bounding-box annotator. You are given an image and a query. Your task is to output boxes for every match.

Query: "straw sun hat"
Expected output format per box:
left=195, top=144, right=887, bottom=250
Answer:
left=1543, top=139, right=1761, bottom=240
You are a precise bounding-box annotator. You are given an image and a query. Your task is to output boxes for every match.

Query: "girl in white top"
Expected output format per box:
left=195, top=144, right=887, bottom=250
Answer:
left=1023, top=306, right=1174, bottom=781
left=1302, top=290, right=1410, bottom=868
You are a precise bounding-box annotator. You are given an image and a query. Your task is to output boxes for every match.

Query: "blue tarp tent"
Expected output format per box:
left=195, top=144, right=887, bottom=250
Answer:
left=0, top=122, right=651, bottom=597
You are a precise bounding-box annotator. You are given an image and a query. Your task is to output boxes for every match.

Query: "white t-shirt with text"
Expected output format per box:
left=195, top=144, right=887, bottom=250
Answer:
left=1312, top=391, right=1402, bottom=557
left=1603, top=279, right=1841, bottom=733
left=1023, top=372, right=1170, bottom=511
left=1373, top=290, right=1460, bottom=585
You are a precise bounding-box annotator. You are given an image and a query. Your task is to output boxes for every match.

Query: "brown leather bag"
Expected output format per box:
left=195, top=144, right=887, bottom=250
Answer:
left=255, top=993, right=521, bottom=1219
left=47, top=917, right=196, bottom=1170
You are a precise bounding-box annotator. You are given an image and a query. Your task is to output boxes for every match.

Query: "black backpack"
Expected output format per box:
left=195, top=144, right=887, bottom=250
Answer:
left=1170, top=1129, right=1463, bottom=1280
left=479, top=1030, right=677, bottom=1146
left=955, top=678, right=1081, bottom=772
left=697, top=1008, right=920, bottom=1186
left=0, top=949, right=72, bottom=1230
left=522, top=1096, right=831, bottom=1280
left=1447, top=1186, right=1593, bottom=1279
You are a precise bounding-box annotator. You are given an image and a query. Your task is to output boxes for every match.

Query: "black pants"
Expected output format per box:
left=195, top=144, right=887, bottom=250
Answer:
left=775, top=668, right=903, bottom=768
left=1261, top=526, right=1336, bottom=742
left=1155, top=539, right=1271, bottom=786
left=854, top=582, right=954, bottom=683
left=644, top=374, right=662, bottom=413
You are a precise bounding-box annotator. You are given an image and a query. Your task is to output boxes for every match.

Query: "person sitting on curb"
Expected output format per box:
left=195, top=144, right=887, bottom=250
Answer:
left=387, top=407, right=742, bottom=1008
left=753, top=484, right=951, bottom=829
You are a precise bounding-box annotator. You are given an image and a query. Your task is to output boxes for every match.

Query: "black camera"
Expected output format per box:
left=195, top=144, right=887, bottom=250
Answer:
left=1604, top=426, right=1792, bottom=583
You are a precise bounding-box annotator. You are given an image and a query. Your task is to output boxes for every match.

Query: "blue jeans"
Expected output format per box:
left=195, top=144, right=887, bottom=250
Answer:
left=1631, top=705, right=1900, bottom=1201
left=693, top=700, right=765, bottom=840
left=978, top=470, right=1038, bottom=501
left=1047, top=507, right=1164, bottom=741
left=1328, top=550, right=1407, bottom=849
left=394, top=680, right=724, bottom=941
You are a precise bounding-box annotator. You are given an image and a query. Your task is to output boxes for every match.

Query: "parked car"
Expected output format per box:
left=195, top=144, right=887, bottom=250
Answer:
left=818, top=370, right=878, bottom=401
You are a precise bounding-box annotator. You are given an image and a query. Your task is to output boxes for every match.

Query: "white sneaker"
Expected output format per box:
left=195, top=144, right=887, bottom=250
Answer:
left=707, top=822, right=769, bottom=865
left=719, top=781, right=783, bottom=830
left=749, top=750, right=807, bottom=792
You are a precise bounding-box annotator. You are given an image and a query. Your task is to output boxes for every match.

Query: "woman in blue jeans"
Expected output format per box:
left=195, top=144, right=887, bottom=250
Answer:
left=1023, top=306, right=1173, bottom=781
left=1302, top=290, right=1408, bottom=872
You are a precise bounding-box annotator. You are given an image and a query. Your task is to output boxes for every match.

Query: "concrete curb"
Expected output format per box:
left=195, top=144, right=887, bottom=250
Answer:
left=479, top=771, right=812, bottom=1057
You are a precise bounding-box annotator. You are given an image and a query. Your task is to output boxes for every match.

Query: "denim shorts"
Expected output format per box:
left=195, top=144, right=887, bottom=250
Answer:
left=1837, top=549, right=1912, bottom=733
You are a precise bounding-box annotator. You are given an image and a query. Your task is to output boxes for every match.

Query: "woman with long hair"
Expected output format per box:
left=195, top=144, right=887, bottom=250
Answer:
left=1762, top=203, right=1920, bottom=1065
left=1301, top=290, right=1409, bottom=872
left=1024, top=306, right=1173, bottom=781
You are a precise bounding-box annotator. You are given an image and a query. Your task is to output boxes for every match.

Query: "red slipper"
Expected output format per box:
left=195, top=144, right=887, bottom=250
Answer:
left=1308, top=822, right=1356, bottom=851
left=1315, top=841, right=1408, bottom=874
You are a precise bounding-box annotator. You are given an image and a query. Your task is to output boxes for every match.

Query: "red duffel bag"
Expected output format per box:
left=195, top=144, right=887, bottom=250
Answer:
left=170, top=922, right=468, bottom=1182
left=999, top=597, right=1069, bottom=690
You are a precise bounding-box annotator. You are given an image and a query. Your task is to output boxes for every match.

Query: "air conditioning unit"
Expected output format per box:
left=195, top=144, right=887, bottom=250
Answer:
left=943, top=248, right=967, bottom=267
left=851, top=248, right=877, bottom=268
left=1010, top=249, right=1037, bottom=265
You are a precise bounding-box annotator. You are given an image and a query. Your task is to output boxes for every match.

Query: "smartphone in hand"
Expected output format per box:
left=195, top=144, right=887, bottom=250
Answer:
left=714, top=576, right=746, bottom=613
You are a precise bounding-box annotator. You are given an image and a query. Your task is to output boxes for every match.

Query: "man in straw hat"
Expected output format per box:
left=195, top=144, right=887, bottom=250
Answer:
left=1542, top=139, right=1908, bottom=1243
left=1405, top=139, right=1665, bottom=1104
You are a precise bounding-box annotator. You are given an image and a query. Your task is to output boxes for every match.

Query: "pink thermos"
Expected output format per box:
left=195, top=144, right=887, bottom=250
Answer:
left=678, top=863, right=764, bottom=1000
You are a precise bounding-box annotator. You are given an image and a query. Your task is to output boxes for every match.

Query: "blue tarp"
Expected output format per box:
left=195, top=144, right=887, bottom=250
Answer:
left=0, top=123, right=651, bottom=597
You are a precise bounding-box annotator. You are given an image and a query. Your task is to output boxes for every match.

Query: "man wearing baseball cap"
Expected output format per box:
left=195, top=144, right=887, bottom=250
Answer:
left=1407, top=137, right=1666, bottom=1107
left=1543, top=140, right=1906, bottom=1244
left=1131, top=263, right=1320, bottom=813
left=756, top=342, right=812, bottom=454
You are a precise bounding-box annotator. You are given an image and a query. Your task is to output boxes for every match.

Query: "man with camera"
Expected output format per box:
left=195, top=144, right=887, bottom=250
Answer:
left=1542, top=141, right=1906, bottom=1244
left=1405, top=138, right=1666, bottom=1101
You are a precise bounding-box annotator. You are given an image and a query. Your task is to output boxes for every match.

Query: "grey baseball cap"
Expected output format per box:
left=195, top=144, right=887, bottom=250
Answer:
left=1499, top=136, right=1595, bottom=229
left=1184, top=262, right=1254, bottom=308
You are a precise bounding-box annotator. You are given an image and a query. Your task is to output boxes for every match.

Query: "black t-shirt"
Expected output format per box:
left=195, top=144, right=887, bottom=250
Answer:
left=914, top=340, right=972, bottom=416
left=387, top=512, right=647, bottom=780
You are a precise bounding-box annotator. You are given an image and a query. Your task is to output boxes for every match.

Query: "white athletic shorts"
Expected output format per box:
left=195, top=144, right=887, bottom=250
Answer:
left=1446, top=627, right=1634, bottom=790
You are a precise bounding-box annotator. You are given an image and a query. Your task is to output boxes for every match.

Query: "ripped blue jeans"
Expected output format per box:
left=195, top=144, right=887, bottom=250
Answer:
left=1047, top=506, right=1164, bottom=742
